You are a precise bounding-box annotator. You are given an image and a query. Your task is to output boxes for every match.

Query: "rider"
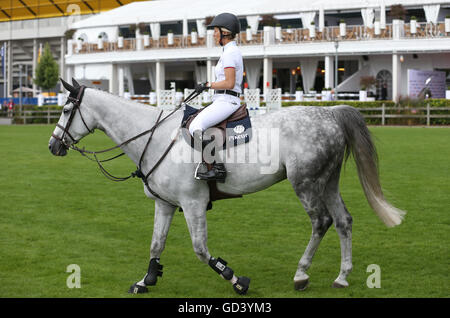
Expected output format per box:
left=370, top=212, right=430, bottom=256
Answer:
left=190, top=12, right=243, bottom=182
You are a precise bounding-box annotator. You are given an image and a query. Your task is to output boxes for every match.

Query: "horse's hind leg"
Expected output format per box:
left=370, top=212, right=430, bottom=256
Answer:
left=290, top=181, right=333, bottom=291
left=323, top=167, right=353, bottom=288
left=129, top=199, right=177, bottom=294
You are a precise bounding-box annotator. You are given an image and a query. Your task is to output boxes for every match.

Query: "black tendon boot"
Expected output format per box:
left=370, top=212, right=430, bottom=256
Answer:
left=193, top=130, right=227, bottom=182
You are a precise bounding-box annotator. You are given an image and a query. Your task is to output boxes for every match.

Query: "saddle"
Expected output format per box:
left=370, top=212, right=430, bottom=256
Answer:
left=181, top=103, right=252, bottom=149
left=179, top=103, right=252, bottom=210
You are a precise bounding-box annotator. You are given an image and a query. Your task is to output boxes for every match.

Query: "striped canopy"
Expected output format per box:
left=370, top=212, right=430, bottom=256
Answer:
left=0, top=0, right=147, bottom=22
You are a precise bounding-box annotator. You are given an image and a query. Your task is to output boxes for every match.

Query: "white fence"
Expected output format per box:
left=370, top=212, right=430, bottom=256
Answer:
left=5, top=103, right=449, bottom=126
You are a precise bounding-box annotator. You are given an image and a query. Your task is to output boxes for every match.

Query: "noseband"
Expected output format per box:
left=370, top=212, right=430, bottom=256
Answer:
left=52, top=85, right=93, bottom=148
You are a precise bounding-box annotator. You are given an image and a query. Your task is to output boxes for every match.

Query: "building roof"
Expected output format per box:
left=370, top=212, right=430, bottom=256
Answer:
left=0, top=0, right=148, bottom=22
left=71, top=0, right=449, bottom=29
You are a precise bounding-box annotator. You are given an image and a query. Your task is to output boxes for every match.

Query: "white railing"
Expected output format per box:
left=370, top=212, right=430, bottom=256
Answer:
left=123, top=90, right=362, bottom=108
left=71, top=21, right=449, bottom=55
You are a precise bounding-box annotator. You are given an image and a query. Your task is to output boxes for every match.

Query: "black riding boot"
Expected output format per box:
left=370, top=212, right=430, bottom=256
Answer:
left=193, top=130, right=227, bottom=182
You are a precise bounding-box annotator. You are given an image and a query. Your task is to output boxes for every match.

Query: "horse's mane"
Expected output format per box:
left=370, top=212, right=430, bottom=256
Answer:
left=88, top=88, right=158, bottom=113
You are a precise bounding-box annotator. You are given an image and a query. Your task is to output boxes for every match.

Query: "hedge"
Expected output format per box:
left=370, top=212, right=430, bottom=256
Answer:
left=6, top=99, right=450, bottom=125
left=277, top=99, right=450, bottom=125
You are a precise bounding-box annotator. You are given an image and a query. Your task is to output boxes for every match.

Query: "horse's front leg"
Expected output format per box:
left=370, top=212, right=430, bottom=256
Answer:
left=182, top=200, right=251, bottom=295
left=129, top=199, right=176, bottom=294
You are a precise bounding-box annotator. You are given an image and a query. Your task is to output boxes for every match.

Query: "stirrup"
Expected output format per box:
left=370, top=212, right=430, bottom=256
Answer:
left=194, top=162, right=226, bottom=182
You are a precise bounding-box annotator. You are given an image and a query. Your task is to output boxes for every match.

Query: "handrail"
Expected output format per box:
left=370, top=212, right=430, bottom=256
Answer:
left=71, top=21, right=449, bottom=55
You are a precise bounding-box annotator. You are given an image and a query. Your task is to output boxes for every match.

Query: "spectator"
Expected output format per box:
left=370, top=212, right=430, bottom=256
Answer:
left=381, top=83, right=388, bottom=100
left=7, top=99, right=14, bottom=118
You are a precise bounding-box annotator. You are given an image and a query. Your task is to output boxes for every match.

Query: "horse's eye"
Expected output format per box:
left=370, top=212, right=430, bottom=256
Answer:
left=63, top=108, right=71, bottom=115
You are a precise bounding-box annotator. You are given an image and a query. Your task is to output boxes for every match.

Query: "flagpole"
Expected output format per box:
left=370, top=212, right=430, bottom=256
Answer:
left=3, top=42, right=6, bottom=99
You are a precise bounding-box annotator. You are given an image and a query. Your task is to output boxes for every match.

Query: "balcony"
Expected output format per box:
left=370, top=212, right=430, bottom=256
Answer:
left=69, top=21, right=450, bottom=55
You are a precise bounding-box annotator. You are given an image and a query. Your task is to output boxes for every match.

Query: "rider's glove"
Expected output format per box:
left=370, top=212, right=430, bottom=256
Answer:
left=194, top=82, right=210, bottom=94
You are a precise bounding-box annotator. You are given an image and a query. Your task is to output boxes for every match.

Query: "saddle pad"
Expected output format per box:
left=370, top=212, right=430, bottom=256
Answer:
left=181, top=104, right=252, bottom=150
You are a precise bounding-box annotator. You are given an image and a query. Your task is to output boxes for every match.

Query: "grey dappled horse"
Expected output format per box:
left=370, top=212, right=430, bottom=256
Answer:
left=49, top=79, right=405, bottom=294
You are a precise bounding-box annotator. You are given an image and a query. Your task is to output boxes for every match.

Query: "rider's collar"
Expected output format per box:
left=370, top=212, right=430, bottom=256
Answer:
left=222, top=40, right=236, bottom=51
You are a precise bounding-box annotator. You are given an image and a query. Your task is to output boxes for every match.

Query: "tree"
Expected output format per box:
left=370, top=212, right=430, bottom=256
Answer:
left=34, top=42, right=59, bottom=92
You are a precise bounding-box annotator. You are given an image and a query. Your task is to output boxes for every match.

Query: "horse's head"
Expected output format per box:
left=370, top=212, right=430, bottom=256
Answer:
left=49, top=78, right=94, bottom=156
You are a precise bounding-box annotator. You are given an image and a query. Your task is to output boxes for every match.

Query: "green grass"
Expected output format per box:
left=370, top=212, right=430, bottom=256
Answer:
left=0, top=125, right=449, bottom=298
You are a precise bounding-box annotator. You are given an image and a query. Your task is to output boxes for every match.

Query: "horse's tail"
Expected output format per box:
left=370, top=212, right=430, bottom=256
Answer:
left=332, top=105, right=406, bottom=227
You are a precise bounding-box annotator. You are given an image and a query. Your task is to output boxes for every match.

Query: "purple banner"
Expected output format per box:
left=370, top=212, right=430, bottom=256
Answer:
left=407, top=69, right=446, bottom=99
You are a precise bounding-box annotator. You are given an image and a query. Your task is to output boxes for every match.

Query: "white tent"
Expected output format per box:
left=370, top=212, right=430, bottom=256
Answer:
left=71, top=0, right=449, bottom=29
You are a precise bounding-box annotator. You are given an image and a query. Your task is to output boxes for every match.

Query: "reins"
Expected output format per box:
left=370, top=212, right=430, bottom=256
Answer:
left=67, top=89, right=200, bottom=201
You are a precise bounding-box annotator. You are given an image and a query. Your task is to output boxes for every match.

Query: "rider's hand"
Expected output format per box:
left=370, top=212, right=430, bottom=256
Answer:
left=195, top=82, right=210, bottom=94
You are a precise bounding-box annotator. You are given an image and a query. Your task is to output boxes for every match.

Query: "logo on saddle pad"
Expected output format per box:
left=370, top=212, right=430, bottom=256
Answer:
left=233, top=125, right=245, bottom=134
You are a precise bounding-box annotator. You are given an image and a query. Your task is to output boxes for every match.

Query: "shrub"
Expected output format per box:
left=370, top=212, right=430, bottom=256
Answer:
left=360, top=76, right=376, bottom=91
left=389, top=4, right=407, bottom=20
left=261, top=14, right=278, bottom=27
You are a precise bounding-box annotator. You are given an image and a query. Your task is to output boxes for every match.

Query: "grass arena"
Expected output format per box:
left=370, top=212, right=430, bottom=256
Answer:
left=0, top=124, right=448, bottom=298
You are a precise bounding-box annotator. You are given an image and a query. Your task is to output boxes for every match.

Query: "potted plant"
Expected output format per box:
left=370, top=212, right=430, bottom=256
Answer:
left=295, top=89, right=304, bottom=101
left=149, top=90, right=157, bottom=105
left=339, top=19, right=346, bottom=37
left=309, top=21, right=316, bottom=38
left=118, top=31, right=124, bottom=48
left=57, top=90, right=65, bottom=106
left=359, top=76, right=376, bottom=101
left=97, top=34, right=103, bottom=50
left=374, top=18, right=381, bottom=35
left=138, top=23, right=146, bottom=35
left=390, top=4, right=406, bottom=39
left=143, top=31, right=150, bottom=47
left=445, top=15, right=450, bottom=33
left=275, top=23, right=282, bottom=40
left=129, top=24, right=136, bottom=35
left=65, top=30, right=75, bottom=55
left=287, top=25, right=293, bottom=34
left=410, top=16, right=417, bottom=35
left=389, top=4, right=406, bottom=21
left=167, top=29, right=174, bottom=45
left=64, top=29, right=76, bottom=40
left=124, top=89, right=131, bottom=99
left=321, top=87, right=332, bottom=100
left=261, top=14, right=278, bottom=27
left=191, top=27, right=198, bottom=44
left=76, top=37, right=83, bottom=52
left=175, top=89, right=184, bottom=104
left=205, top=16, right=214, bottom=26
left=246, top=25, right=252, bottom=41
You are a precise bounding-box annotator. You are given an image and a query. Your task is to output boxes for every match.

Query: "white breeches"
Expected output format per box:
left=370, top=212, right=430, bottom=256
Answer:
left=188, top=96, right=241, bottom=136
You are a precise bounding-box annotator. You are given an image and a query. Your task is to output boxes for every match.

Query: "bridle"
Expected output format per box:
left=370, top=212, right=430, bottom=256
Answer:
left=52, top=85, right=93, bottom=149
left=52, top=86, right=200, bottom=203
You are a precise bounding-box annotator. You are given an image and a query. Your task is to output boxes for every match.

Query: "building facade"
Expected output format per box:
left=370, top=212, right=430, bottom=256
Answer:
left=2, top=0, right=450, bottom=102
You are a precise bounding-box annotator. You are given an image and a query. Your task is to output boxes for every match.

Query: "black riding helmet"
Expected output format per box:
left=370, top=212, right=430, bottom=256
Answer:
left=207, top=13, right=240, bottom=46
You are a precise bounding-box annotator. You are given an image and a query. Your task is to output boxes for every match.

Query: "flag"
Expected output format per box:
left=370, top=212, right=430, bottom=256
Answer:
left=0, top=44, right=4, bottom=76
left=37, top=43, right=42, bottom=63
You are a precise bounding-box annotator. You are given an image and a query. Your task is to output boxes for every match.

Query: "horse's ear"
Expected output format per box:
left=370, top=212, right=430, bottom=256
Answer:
left=72, top=78, right=81, bottom=88
left=60, top=78, right=76, bottom=94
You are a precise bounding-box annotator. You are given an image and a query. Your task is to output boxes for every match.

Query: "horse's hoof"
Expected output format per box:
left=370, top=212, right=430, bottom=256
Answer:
left=294, top=278, right=309, bottom=291
left=128, top=283, right=148, bottom=294
left=233, top=276, right=250, bottom=295
left=332, top=280, right=348, bottom=288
